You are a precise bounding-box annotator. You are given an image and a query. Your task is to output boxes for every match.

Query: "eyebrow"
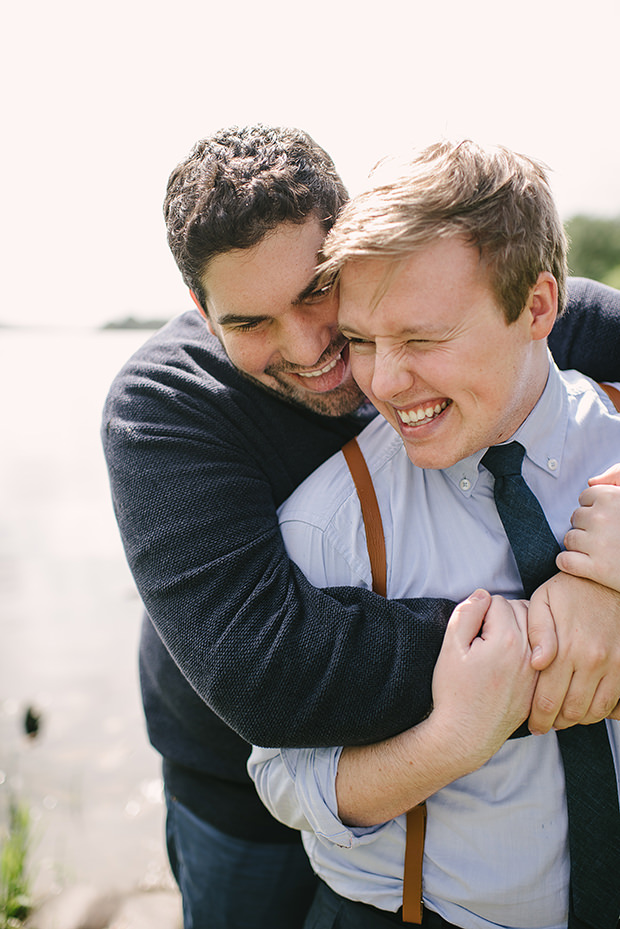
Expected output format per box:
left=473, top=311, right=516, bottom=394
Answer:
left=216, top=312, right=270, bottom=328
left=339, top=321, right=443, bottom=338
left=215, top=276, right=324, bottom=327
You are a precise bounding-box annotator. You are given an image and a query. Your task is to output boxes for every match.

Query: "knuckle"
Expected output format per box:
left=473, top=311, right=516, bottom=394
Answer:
left=584, top=645, right=608, bottom=670
left=561, top=702, right=584, bottom=724
left=562, top=530, right=577, bottom=550
left=534, top=693, right=558, bottom=715
left=552, top=717, right=571, bottom=731
left=591, top=700, right=615, bottom=722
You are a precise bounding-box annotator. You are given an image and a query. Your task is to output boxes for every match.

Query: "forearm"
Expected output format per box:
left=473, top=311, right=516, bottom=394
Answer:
left=336, top=714, right=478, bottom=827
left=337, top=593, right=537, bottom=827
left=103, top=401, right=452, bottom=747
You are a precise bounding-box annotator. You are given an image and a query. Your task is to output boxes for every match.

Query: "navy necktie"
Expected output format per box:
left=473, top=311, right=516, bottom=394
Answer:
left=481, top=441, right=620, bottom=929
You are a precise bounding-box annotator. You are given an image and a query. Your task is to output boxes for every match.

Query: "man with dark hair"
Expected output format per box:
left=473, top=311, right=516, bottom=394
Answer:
left=102, top=126, right=620, bottom=929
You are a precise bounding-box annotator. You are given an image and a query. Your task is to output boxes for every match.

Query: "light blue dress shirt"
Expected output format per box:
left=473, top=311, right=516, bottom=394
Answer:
left=248, top=362, right=620, bottom=929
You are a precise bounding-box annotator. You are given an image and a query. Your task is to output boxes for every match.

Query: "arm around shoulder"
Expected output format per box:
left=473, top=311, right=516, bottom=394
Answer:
left=102, top=350, right=453, bottom=749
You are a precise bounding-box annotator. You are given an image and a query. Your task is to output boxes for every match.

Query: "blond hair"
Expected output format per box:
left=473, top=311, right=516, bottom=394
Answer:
left=320, top=140, right=567, bottom=322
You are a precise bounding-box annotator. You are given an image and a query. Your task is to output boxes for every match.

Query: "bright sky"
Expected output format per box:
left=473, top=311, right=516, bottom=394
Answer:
left=2, top=0, right=619, bottom=328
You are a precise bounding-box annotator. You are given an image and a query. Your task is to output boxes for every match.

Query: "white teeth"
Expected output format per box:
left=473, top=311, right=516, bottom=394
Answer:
left=397, top=400, right=450, bottom=425
left=298, top=355, right=339, bottom=378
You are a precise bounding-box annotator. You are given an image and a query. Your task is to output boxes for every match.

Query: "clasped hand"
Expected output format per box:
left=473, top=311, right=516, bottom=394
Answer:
left=527, top=464, right=620, bottom=734
left=441, top=466, right=620, bottom=742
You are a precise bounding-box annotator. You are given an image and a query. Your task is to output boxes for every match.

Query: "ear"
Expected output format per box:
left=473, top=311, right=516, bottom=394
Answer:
left=526, top=272, right=558, bottom=341
left=189, top=290, right=215, bottom=336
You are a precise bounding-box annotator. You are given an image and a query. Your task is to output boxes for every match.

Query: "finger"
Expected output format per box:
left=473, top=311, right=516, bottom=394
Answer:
left=589, top=463, right=620, bottom=486
left=526, top=590, right=558, bottom=671
left=448, top=589, right=491, bottom=646
left=562, top=526, right=591, bottom=552
left=607, top=700, right=620, bottom=721
left=505, top=598, right=531, bottom=641
left=551, top=672, right=599, bottom=729
left=575, top=678, right=620, bottom=726
left=528, top=664, right=574, bottom=735
left=566, top=505, right=593, bottom=532
left=576, top=485, right=620, bottom=518
left=576, top=485, right=598, bottom=507
left=557, top=547, right=620, bottom=589
left=555, top=550, right=596, bottom=581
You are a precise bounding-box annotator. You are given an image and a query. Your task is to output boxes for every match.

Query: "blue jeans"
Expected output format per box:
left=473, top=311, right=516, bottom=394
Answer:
left=165, top=791, right=318, bottom=929
left=305, top=882, right=465, bottom=929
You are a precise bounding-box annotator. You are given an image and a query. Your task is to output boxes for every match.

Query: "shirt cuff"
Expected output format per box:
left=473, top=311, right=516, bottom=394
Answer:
left=281, top=746, right=391, bottom=849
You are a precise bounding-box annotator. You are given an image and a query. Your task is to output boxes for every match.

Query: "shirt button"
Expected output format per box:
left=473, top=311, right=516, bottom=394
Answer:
left=459, top=477, right=471, bottom=492
left=547, top=458, right=558, bottom=471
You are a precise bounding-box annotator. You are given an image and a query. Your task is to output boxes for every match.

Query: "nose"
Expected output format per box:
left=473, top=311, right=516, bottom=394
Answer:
left=370, top=348, right=414, bottom=402
left=279, top=303, right=335, bottom=367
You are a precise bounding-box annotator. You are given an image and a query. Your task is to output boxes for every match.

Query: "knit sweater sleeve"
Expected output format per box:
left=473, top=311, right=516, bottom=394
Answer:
left=550, top=278, right=620, bottom=379
left=101, top=323, right=452, bottom=749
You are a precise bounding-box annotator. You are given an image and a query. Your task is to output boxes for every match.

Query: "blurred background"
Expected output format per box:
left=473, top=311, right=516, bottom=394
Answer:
left=1, top=0, right=619, bottom=923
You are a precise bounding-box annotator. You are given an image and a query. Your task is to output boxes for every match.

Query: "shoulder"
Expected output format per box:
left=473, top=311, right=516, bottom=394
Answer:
left=278, top=444, right=358, bottom=532
left=551, top=278, right=620, bottom=380
left=561, top=369, right=620, bottom=414
left=278, top=417, right=401, bottom=531
left=103, top=311, right=246, bottom=405
left=101, top=312, right=257, bottom=466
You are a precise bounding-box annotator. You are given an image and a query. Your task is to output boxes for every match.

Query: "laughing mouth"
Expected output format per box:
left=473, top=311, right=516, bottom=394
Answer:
left=297, top=354, right=341, bottom=378
left=396, top=399, right=452, bottom=426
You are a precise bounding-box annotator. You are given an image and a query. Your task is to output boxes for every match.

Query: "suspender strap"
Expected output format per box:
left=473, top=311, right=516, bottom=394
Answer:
left=402, top=803, right=427, bottom=924
left=600, top=381, right=620, bottom=411
left=342, top=437, right=426, bottom=924
left=342, top=437, right=387, bottom=598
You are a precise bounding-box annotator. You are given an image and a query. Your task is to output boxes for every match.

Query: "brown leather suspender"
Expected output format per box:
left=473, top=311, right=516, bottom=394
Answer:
left=342, top=437, right=426, bottom=924
left=341, top=382, right=620, bottom=924
left=600, top=381, right=620, bottom=410
left=342, top=438, right=387, bottom=597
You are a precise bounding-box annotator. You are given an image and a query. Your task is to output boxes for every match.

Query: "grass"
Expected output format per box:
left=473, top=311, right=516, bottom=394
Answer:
left=0, top=797, right=32, bottom=929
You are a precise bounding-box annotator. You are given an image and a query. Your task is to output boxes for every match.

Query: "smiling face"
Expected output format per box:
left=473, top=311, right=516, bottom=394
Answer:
left=198, top=217, right=364, bottom=416
left=338, top=238, right=557, bottom=469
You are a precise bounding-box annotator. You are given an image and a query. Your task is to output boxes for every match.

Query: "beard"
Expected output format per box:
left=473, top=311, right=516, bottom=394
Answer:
left=258, top=338, right=365, bottom=416
left=260, top=371, right=365, bottom=417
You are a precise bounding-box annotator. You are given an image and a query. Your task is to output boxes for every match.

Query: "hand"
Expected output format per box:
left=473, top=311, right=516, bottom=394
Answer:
left=557, top=464, right=620, bottom=592
left=337, top=591, right=538, bottom=826
left=432, top=590, right=537, bottom=768
left=527, top=572, right=620, bottom=734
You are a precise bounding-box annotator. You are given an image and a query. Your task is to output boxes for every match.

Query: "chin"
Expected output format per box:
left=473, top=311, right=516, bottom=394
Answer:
left=251, top=372, right=365, bottom=417
left=296, top=383, right=366, bottom=417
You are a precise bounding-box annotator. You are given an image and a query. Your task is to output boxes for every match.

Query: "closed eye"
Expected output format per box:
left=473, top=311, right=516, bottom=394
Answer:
left=218, top=314, right=271, bottom=332
left=347, top=337, right=376, bottom=353
left=298, top=284, right=333, bottom=306
left=232, top=319, right=266, bottom=332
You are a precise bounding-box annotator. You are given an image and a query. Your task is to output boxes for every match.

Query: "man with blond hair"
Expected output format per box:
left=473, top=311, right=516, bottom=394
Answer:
left=249, top=141, right=620, bottom=929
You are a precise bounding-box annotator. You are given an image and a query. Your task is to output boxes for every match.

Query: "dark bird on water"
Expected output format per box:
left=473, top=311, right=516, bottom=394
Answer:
left=24, top=705, right=42, bottom=738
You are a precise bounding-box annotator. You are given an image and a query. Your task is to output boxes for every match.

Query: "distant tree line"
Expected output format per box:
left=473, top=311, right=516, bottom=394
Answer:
left=565, top=215, right=620, bottom=290
left=101, top=315, right=169, bottom=330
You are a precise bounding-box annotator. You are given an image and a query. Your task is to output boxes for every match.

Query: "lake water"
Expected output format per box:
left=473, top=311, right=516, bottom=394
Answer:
left=0, top=327, right=174, bottom=899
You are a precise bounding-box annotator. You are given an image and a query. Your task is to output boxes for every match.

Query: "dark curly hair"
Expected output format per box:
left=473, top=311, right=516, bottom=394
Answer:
left=163, top=125, right=348, bottom=310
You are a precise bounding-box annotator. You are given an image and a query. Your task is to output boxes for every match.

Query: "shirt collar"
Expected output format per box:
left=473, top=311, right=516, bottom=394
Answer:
left=444, top=353, right=568, bottom=495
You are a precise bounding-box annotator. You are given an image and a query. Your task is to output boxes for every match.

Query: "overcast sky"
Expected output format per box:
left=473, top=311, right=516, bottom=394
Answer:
left=3, top=0, right=619, bottom=329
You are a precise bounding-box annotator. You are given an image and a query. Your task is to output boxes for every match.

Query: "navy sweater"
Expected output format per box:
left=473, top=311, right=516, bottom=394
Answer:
left=102, top=278, right=620, bottom=841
